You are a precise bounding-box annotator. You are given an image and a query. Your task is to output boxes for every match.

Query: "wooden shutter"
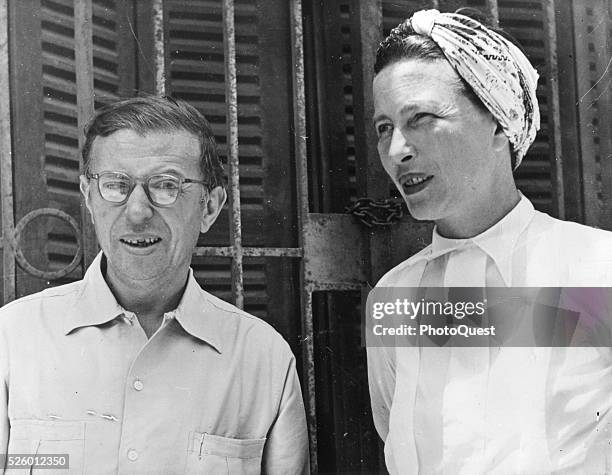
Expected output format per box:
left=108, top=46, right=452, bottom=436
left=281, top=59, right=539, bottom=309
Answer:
left=164, top=0, right=299, bottom=337
left=570, top=0, right=612, bottom=228
left=42, top=0, right=135, bottom=278
left=8, top=0, right=136, bottom=298
left=497, top=0, right=557, bottom=214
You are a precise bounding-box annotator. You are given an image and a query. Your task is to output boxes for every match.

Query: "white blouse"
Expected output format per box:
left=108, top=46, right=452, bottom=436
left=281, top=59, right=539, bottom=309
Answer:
left=368, top=195, right=612, bottom=474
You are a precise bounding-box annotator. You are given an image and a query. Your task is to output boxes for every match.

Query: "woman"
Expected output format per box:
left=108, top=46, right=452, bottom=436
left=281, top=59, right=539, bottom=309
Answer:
left=367, top=8, right=612, bottom=473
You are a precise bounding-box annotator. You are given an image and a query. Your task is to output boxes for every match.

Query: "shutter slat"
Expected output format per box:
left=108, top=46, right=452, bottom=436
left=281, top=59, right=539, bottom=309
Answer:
left=170, top=58, right=258, bottom=76
left=172, top=38, right=258, bottom=56
left=170, top=18, right=257, bottom=36
left=171, top=79, right=259, bottom=97
left=42, top=51, right=119, bottom=86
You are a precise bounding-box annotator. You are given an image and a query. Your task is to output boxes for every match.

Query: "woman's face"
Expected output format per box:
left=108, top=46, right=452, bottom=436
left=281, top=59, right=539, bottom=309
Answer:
left=373, top=58, right=504, bottom=227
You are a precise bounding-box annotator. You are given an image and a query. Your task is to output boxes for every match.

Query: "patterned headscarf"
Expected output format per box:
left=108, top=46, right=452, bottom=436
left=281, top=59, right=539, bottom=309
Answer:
left=397, top=9, right=540, bottom=167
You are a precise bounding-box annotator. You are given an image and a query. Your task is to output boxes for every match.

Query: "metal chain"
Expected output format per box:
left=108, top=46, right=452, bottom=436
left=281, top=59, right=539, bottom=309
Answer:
left=345, top=197, right=406, bottom=228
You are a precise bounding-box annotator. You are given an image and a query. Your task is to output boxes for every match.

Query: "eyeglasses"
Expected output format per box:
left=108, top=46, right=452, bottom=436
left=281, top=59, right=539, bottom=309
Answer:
left=86, top=171, right=207, bottom=207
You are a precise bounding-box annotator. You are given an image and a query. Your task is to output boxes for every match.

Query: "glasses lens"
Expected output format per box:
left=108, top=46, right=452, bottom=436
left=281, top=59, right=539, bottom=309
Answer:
left=148, top=174, right=181, bottom=205
left=98, top=172, right=132, bottom=203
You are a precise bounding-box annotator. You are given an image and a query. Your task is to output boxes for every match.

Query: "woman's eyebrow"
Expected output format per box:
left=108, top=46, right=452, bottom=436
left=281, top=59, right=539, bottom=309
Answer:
left=398, top=104, right=420, bottom=116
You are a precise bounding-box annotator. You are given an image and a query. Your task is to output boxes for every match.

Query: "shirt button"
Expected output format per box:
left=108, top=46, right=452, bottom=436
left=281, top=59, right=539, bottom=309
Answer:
left=127, top=449, right=138, bottom=461
left=133, top=379, right=144, bottom=391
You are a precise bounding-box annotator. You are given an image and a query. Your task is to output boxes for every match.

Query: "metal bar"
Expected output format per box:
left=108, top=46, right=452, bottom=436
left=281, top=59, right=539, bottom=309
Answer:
left=289, top=0, right=317, bottom=470
left=115, top=1, right=137, bottom=98
left=193, top=246, right=234, bottom=258
left=596, top=0, right=612, bottom=229
left=543, top=0, right=565, bottom=219
left=222, top=0, right=245, bottom=310
left=486, top=0, right=499, bottom=25
left=302, top=287, right=317, bottom=470
left=351, top=1, right=391, bottom=284
left=152, top=0, right=166, bottom=96
left=554, top=0, right=583, bottom=222
left=193, top=246, right=304, bottom=258
left=571, top=0, right=608, bottom=226
left=310, top=282, right=361, bottom=292
left=0, top=0, right=15, bottom=303
left=352, top=0, right=385, bottom=201
left=74, top=0, right=98, bottom=271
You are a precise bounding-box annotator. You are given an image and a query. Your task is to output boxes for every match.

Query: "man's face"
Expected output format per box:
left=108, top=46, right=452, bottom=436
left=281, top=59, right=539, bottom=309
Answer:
left=80, top=129, right=223, bottom=285
left=373, top=59, right=503, bottom=225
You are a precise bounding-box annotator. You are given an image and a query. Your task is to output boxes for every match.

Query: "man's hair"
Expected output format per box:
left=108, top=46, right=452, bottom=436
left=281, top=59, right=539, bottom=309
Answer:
left=375, top=7, right=526, bottom=168
left=81, top=96, right=225, bottom=191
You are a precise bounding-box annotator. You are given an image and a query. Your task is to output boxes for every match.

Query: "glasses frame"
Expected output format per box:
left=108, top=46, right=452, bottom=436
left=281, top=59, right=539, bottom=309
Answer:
left=85, top=171, right=208, bottom=207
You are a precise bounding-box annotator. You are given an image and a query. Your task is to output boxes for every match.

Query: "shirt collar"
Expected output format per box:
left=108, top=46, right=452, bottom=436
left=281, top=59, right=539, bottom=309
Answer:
left=63, top=252, right=224, bottom=353
left=430, top=193, right=535, bottom=285
left=170, top=269, right=224, bottom=353
left=63, top=252, right=125, bottom=335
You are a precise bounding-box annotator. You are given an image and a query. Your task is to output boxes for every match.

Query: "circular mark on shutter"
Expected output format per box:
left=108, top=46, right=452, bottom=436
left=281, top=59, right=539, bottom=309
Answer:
left=11, top=208, right=82, bottom=280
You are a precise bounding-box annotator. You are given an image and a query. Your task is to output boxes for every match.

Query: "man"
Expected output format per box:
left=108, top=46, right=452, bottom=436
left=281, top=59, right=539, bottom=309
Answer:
left=0, top=96, right=309, bottom=474
left=367, top=8, right=612, bottom=474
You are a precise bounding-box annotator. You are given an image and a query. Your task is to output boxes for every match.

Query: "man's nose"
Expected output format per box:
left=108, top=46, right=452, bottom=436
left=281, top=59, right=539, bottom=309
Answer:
left=388, top=128, right=414, bottom=163
left=125, top=184, right=154, bottom=224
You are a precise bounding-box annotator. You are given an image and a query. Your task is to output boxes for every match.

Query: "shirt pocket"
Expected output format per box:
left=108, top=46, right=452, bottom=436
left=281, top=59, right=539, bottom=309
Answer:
left=186, top=432, right=266, bottom=475
left=7, top=419, right=85, bottom=475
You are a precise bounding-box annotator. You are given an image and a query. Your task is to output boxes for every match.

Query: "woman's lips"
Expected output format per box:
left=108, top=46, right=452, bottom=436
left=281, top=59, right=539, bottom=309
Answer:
left=400, top=175, right=433, bottom=196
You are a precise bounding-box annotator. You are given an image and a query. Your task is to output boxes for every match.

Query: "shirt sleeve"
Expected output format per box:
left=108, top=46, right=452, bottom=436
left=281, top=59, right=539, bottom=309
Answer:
left=262, top=350, right=310, bottom=475
left=0, top=324, right=8, bottom=466
left=367, top=344, right=396, bottom=443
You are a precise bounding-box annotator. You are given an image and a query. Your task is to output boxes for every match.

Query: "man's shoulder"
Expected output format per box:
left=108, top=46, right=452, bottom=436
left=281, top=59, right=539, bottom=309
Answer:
left=375, top=245, right=432, bottom=287
left=0, top=280, right=82, bottom=328
left=197, top=287, right=294, bottom=356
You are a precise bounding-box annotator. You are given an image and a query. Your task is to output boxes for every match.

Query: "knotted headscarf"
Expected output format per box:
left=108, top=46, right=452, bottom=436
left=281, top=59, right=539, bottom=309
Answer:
left=396, top=9, right=540, bottom=167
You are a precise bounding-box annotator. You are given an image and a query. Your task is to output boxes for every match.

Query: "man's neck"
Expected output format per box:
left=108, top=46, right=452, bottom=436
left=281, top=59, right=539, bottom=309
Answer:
left=103, top=260, right=188, bottom=338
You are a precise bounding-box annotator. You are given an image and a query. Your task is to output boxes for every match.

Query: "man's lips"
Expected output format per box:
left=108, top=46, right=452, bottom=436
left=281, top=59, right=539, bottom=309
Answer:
left=398, top=173, right=434, bottom=196
left=119, top=236, right=162, bottom=248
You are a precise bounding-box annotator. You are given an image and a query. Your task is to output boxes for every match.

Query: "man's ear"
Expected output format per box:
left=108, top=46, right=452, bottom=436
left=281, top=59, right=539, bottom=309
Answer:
left=200, top=186, right=227, bottom=233
left=79, top=175, right=95, bottom=225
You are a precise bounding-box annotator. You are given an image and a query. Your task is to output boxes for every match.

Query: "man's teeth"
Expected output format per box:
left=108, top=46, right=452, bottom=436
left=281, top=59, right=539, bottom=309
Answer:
left=121, top=237, right=161, bottom=247
left=404, top=176, right=430, bottom=186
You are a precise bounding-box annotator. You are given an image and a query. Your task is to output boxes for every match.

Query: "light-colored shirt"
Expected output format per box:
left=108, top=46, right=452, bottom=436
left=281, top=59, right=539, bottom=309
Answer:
left=368, top=195, right=612, bottom=474
left=0, top=253, right=309, bottom=474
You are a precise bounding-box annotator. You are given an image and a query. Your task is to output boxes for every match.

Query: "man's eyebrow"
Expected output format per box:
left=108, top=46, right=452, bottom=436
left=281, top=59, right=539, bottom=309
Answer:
left=372, top=112, right=389, bottom=123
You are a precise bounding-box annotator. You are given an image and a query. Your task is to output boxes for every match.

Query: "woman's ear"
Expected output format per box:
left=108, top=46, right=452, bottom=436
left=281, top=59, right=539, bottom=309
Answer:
left=200, top=186, right=227, bottom=233
left=492, top=122, right=510, bottom=153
